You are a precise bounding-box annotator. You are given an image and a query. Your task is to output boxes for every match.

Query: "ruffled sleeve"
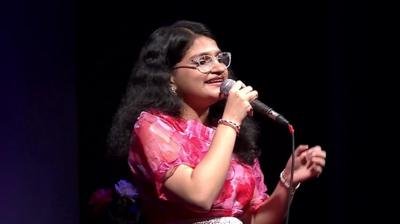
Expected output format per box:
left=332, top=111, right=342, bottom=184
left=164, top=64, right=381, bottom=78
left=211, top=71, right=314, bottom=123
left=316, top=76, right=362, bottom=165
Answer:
left=131, top=111, right=197, bottom=199
left=249, top=159, right=269, bottom=211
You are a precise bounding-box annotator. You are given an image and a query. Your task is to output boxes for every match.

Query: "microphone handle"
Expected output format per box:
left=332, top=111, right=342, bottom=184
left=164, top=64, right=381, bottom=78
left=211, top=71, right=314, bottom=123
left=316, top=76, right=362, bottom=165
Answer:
left=251, top=100, right=290, bottom=125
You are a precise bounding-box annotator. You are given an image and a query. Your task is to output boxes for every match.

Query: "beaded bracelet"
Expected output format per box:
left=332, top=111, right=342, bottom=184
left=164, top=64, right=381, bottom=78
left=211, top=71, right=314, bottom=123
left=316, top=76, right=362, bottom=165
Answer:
left=280, top=170, right=301, bottom=190
left=218, top=119, right=240, bottom=134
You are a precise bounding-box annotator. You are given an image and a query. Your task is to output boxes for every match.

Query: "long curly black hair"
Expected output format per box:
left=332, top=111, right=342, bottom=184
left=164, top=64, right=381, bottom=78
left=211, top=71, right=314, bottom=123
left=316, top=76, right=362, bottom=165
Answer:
left=108, top=20, right=260, bottom=165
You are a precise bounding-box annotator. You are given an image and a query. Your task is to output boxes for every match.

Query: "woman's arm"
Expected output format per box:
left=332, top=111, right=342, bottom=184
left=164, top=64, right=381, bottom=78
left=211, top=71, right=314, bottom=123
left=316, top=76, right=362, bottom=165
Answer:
left=164, top=81, right=258, bottom=210
left=164, top=123, right=237, bottom=210
left=251, top=145, right=326, bottom=224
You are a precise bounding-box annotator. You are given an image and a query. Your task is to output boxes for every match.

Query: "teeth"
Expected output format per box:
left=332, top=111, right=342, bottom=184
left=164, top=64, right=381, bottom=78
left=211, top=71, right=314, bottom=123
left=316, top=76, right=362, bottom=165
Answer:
left=206, top=79, right=222, bottom=83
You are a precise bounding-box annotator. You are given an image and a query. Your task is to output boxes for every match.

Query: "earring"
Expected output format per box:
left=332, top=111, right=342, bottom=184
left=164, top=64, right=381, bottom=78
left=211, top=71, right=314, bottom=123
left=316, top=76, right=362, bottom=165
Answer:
left=170, top=85, right=177, bottom=95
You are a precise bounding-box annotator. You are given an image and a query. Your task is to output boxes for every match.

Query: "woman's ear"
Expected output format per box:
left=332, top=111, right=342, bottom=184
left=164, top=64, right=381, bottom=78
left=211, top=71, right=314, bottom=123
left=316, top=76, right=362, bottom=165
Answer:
left=169, top=76, right=177, bottom=95
left=169, top=75, right=175, bottom=85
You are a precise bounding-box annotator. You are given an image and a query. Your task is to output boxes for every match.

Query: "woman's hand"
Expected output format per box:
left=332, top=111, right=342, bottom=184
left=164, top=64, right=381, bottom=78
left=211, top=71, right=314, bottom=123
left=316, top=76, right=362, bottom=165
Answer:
left=283, top=145, right=326, bottom=185
left=222, top=80, right=258, bottom=123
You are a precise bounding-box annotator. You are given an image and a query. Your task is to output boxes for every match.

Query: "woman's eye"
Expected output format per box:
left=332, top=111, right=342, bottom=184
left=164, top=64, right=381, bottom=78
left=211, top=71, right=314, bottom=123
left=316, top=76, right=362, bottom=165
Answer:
left=197, top=56, right=211, bottom=65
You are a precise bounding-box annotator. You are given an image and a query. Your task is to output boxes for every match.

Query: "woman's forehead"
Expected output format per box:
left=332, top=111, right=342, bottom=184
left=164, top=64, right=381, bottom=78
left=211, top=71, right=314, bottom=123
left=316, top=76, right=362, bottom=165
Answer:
left=184, top=36, right=220, bottom=58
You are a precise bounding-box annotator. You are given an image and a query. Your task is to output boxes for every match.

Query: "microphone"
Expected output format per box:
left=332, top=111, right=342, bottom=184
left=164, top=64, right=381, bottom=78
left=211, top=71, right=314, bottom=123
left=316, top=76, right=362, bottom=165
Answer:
left=220, top=79, right=290, bottom=126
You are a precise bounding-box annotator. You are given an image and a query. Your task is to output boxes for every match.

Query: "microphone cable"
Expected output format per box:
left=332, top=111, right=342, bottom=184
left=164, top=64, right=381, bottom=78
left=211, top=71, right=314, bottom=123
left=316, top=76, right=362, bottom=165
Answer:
left=285, top=124, right=296, bottom=224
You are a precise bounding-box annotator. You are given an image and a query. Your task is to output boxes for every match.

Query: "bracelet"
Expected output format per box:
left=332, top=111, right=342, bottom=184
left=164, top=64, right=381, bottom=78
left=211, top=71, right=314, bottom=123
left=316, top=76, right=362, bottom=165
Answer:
left=280, top=170, right=301, bottom=190
left=218, top=119, right=240, bottom=134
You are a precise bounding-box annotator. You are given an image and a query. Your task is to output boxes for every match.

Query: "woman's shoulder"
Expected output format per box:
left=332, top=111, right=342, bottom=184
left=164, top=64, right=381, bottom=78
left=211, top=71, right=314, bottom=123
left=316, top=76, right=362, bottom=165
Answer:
left=135, top=110, right=214, bottom=139
left=135, top=110, right=182, bottom=130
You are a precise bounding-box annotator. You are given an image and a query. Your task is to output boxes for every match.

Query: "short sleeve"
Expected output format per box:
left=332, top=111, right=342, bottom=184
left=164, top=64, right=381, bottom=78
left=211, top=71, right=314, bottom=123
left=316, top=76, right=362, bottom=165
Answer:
left=131, top=112, right=195, bottom=199
left=249, top=159, right=269, bottom=211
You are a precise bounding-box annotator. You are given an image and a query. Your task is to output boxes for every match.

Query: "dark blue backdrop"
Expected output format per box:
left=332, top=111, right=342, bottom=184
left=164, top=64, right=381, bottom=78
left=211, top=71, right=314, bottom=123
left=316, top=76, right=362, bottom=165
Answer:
left=1, top=0, right=78, bottom=223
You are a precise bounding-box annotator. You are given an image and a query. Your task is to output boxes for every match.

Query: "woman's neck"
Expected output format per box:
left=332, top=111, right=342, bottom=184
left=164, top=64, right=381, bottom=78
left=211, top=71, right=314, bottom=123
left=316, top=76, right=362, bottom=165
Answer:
left=180, top=104, right=209, bottom=124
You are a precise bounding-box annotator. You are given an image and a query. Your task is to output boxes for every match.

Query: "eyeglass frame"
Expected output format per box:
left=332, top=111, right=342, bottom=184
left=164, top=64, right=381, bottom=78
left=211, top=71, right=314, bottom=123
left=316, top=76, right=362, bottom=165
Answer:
left=173, top=52, right=231, bottom=74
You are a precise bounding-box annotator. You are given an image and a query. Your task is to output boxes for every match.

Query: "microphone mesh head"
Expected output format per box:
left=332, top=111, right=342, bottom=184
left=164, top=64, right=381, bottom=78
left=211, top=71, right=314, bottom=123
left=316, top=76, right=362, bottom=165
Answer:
left=220, top=79, right=235, bottom=96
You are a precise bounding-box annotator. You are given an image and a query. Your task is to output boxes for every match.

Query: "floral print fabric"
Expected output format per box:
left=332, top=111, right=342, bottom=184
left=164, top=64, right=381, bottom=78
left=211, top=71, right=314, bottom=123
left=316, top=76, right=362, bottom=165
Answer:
left=128, top=111, right=268, bottom=221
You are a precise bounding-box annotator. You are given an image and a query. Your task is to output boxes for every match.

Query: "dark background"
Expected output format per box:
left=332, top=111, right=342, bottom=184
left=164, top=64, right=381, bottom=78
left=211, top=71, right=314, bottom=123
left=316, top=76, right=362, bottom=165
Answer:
left=2, top=0, right=385, bottom=223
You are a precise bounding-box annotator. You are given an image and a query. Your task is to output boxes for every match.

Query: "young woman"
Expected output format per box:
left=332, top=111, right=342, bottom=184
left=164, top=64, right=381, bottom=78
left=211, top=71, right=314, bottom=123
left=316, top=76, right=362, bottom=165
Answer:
left=108, top=20, right=326, bottom=224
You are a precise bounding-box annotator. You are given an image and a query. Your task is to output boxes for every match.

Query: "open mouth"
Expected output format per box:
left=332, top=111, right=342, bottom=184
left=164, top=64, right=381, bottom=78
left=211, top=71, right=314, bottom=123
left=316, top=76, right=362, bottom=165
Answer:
left=205, top=78, right=224, bottom=84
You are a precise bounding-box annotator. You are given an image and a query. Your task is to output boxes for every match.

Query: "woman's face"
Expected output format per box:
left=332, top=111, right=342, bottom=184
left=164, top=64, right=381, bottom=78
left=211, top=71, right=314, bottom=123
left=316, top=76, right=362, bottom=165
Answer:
left=171, top=36, right=229, bottom=110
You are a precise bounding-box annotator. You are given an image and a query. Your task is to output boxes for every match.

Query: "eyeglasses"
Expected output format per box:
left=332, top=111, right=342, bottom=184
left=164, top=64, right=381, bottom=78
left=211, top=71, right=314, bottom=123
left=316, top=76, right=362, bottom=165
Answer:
left=173, top=52, right=231, bottom=74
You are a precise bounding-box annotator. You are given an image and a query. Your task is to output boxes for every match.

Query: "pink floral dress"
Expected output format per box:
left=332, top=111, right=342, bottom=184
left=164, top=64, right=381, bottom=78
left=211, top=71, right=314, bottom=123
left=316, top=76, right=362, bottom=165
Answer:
left=128, top=111, right=269, bottom=223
